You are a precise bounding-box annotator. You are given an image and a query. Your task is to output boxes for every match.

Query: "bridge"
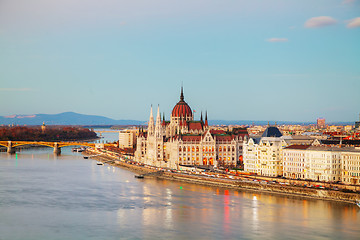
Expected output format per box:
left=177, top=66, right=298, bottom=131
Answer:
left=0, top=141, right=110, bottom=154
left=94, top=130, right=121, bottom=134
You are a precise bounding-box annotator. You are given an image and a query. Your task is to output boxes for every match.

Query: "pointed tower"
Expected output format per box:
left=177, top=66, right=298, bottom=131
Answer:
left=162, top=112, right=166, bottom=126
left=200, top=111, right=203, bottom=123
left=148, top=105, right=155, bottom=136
left=155, top=105, right=163, bottom=138
left=205, top=111, right=208, bottom=127
left=180, top=85, right=184, bottom=102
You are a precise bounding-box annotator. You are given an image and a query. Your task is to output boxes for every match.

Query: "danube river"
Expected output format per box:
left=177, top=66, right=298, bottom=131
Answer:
left=1, top=147, right=360, bottom=240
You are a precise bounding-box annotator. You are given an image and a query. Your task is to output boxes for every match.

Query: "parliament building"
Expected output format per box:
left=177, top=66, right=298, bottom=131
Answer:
left=134, top=88, right=248, bottom=169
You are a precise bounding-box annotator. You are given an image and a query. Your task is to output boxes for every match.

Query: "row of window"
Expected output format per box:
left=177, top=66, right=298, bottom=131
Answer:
left=178, top=146, right=237, bottom=152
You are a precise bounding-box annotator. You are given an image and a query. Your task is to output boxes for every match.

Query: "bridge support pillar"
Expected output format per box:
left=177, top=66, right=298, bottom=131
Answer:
left=54, top=143, right=61, bottom=155
left=7, top=141, right=15, bottom=154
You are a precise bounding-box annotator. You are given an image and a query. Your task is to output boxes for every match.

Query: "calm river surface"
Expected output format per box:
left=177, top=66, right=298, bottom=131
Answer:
left=1, top=148, right=360, bottom=240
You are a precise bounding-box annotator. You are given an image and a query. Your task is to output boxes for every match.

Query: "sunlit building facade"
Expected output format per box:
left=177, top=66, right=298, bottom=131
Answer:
left=135, top=88, right=248, bottom=169
left=341, top=149, right=360, bottom=185
left=243, top=126, right=318, bottom=177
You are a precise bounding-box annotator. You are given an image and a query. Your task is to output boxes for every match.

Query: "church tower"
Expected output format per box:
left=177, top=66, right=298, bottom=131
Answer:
left=41, top=122, right=46, bottom=133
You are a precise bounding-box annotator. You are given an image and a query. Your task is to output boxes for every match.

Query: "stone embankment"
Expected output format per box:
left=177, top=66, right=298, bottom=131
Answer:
left=85, top=149, right=360, bottom=204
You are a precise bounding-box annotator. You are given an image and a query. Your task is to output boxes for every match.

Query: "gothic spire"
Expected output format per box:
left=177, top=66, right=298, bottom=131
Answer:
left=148, top=105, right=155, bottom=135
left=205, top=111, right=208, bottom=127
left=155, top=105, right=162, bottom=138
left=180, top=85, right=184, bottom=102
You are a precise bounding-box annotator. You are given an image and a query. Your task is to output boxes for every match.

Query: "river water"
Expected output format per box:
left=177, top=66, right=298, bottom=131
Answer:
left=1, top=144, right=360, bottom=239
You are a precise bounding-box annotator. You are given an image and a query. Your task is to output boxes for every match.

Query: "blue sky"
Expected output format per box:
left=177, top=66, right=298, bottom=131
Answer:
left=1, top=0, right=359, bottom=122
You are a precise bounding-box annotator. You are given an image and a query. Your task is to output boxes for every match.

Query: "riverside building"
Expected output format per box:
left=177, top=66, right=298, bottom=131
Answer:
left=119, top=129, right=138, bottom=148
left=283, top=146, right=342, bottom=182
left=341, top=148, right=360, bottom=185
left=134, top=88, right=248, bottom=169
left=243, top=125, right=318, bottom=177
left=283, top=146, right=360, bottom=185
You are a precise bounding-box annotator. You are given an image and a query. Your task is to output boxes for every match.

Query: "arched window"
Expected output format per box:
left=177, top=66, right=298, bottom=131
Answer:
left=196, top=146, right=199, bottom=152
left=183, top=146, right=186, bottom=151
left=179, top=147, right=182, bottom=152
left=219, top=146, right=222, bottom=152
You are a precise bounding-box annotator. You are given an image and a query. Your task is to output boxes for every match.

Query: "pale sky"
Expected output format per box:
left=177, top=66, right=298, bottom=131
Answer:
left=1, top=0, right=359, bottom=122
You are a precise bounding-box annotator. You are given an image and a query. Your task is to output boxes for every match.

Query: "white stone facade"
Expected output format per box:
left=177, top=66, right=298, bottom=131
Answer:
left=341, top=149, right=360, bottom=185
left=119, top=130, right=137, bottom=148
left=134, top=89, right=247, bottom=170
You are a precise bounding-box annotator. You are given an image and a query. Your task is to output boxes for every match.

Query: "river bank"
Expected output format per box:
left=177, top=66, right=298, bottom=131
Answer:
left=84, top=149, right=360, bottom=205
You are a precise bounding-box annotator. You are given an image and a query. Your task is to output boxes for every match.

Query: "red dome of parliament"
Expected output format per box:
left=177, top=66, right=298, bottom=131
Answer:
left=171, top=88, right=192, bottom=118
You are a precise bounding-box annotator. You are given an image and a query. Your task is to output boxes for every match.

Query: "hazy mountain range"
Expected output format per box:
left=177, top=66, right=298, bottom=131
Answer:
left=0, top=112, right=354, bottom=126
left=0, top=112, right=144, bottom=126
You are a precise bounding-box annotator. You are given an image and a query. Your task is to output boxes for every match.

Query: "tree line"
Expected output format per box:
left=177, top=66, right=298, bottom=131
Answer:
left=0, top=126, right=97, bottom=141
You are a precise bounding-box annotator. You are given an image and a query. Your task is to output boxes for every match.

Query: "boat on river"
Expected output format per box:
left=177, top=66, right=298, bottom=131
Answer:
left=356, top=200, right=360, bottom=208
left=96, top=162, right=104, bottom=165
left=72, top=147, right=86, bottom=152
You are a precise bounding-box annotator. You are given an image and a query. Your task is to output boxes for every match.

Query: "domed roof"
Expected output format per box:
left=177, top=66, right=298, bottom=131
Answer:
left=262, top=126, right=283, bottom=138
left=171, top=87, right=192, bottom=118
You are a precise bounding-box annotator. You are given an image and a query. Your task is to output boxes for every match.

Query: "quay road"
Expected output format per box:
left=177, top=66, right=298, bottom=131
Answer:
left=85, top=147, right=360, bottom=197
left=0, top=140, right=112, bottom=154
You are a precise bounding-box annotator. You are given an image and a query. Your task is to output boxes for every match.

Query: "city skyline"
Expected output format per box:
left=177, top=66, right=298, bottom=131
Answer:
left=1, top=0, right=359, bottom=122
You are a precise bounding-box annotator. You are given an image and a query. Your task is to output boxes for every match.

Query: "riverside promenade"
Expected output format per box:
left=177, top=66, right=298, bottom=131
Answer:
left=84, top=148, right=360, bottom=205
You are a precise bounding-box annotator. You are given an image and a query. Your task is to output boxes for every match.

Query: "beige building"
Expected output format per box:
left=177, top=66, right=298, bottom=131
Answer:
left=119, top=130, right=138, bottom=148
left=341, top=148, right=360, bottom=185
left=283, top=145, right=310, bottom=179
left=243, top=126, right=318, bottom=177
left=283, top=146, right=360, bottom=185
left=305, top=146, right=342, bottom=182
left=135, top=88, right=248, bottom=169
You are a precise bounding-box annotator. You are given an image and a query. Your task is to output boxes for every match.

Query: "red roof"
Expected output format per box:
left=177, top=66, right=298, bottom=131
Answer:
left=285, top=145, right=311, bottom=150
left=171, top=88, right=193, bottom=118
left=210, top=130, right=226, bottom=134
left=188, top=122, right=203, bottom=131
left=215, top=135, right=234, bottom=142
left=181, top=135, right=202, bottom=142
left=172, top=101, right=192, bottom=118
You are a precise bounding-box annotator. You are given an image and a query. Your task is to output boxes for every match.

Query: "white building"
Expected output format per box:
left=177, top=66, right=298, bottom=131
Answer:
left=243, top=126, right=317, bottom=177
left=341, top=148, right=360, bottom=185
left=283, top=145, right=310, bottom=179
left=134, top=88, right=248, bottom=169
left=283, top=146, right=360, bottom=185
left=119, top=130, right=137, bottom=148
left=305, top=146, right=342, bottom=182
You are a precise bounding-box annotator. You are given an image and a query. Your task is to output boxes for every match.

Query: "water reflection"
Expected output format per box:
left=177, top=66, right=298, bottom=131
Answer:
left=1, top=151, right=360, bottom=240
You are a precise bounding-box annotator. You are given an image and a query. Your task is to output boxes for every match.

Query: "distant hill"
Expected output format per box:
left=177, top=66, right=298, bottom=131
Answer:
left=0, top=112, right=354, bottom=126
left=0, top=112, right=145, bottom=126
